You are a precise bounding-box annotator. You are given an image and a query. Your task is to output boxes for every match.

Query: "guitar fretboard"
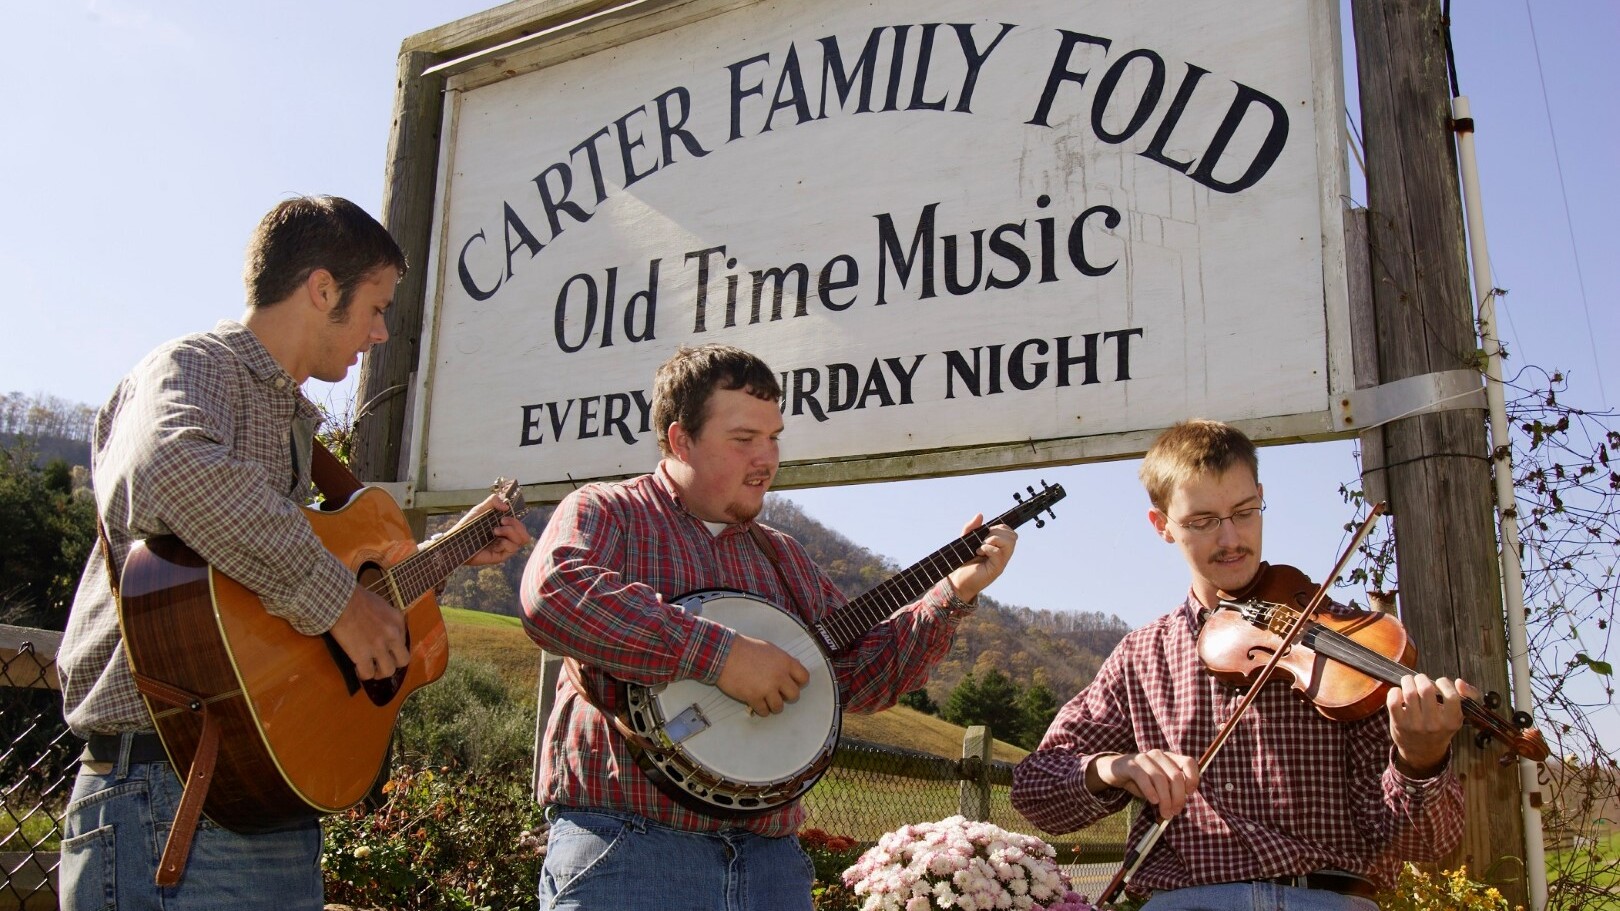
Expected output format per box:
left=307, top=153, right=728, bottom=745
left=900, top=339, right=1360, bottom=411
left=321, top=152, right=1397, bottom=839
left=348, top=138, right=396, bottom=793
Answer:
left=364, top=509, right=506, bottom=611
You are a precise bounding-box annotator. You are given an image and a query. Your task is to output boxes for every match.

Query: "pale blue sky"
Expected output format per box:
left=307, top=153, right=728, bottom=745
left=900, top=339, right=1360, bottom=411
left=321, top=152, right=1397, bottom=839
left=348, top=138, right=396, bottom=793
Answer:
left=2, top=2, right=1614, bottom=740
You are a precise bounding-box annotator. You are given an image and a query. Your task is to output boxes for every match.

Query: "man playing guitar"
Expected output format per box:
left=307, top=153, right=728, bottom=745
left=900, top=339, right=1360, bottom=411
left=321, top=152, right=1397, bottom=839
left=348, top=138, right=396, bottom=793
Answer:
left=521, top=343, right=1018, bottom=910
left=57, top=196, right=531, bottom=911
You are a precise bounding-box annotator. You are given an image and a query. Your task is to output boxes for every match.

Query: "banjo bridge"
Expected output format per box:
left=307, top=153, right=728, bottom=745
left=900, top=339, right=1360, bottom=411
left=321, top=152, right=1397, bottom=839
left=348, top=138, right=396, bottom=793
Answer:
left=661, top=704, right=712, bottom=745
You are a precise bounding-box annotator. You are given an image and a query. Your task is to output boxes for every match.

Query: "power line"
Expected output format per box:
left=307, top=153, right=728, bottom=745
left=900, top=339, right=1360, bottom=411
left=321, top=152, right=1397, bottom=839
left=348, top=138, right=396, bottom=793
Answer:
left=1523, top=0, right=1608, bottom=403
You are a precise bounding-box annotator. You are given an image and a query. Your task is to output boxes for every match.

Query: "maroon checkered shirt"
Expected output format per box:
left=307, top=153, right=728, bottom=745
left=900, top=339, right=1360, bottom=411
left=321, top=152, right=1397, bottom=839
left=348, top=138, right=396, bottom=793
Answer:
left=520, top=465, right=974, bottom=835
left=1011, top=596, right=1464, bottom=892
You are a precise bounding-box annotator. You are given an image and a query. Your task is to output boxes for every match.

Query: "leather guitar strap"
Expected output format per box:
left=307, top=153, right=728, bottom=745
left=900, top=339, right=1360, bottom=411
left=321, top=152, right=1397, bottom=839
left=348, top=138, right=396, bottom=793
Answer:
left=131, top=672, right=222, bottom=887
left=311, top=440, right=364, bottom=506
left=746, top=523, right=808, bottom=617
left=98, top=518, right=222, bottom=887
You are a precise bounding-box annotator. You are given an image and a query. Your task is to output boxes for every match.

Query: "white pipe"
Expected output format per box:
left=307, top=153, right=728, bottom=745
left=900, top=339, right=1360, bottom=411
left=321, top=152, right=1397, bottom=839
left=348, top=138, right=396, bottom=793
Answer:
left=1452, top=94, right=1548, bottom=911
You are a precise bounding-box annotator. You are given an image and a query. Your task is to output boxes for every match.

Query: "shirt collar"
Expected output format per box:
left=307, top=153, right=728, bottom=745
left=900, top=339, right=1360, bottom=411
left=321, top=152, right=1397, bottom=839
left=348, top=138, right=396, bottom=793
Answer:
left=654, top=461, right=750, bottom=538
left=213, top=319, right=322, bottom=422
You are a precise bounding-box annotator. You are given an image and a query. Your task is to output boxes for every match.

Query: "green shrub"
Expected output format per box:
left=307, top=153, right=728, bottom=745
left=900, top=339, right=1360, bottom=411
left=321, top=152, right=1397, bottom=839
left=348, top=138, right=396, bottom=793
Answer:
left=1375, top=864, right=1519, bottom=911
left=322, top=763, right=545, bottom=911
left=395, top=658, right=536, bottom=774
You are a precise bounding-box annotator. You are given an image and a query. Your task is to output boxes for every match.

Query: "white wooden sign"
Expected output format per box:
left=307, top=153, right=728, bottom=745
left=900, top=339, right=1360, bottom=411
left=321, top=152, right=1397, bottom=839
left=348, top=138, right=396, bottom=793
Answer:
left=408, top=0, right=1350, bottom=497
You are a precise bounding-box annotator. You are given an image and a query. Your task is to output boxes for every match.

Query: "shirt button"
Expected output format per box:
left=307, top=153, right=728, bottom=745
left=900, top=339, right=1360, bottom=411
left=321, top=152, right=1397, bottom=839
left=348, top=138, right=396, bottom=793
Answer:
left=1223, top=782, right=1234, bottom=791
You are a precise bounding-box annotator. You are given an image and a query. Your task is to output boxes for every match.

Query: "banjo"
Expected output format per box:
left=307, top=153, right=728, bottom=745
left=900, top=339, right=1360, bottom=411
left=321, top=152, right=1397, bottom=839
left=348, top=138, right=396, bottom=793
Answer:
left=617, top=482, right=1066, bottom=818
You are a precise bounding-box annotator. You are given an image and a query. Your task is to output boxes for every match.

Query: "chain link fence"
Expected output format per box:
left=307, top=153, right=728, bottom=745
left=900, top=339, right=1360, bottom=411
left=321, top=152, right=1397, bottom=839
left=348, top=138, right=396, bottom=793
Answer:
left=1, top=625, right=74, bottom=911
left=805, top=737, right=1126, bottom=864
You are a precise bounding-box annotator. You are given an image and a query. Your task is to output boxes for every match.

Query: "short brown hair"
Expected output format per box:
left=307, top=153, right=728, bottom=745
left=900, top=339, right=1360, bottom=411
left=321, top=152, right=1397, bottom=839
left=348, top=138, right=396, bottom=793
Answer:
left=652, top=344, right=782, bottom=456
left=243, top=196, right=407, bottom=319
left=1139, top=419, right=1260, bottom=512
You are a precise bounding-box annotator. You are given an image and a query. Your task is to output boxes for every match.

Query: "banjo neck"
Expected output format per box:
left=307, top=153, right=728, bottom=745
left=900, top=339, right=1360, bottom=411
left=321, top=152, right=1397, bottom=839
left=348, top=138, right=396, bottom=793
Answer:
left=810, top=482, right=1065, bottom=654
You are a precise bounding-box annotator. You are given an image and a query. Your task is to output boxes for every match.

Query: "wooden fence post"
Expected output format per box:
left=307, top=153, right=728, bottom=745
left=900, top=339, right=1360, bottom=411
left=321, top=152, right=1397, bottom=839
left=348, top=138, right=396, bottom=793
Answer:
left=959, top=725, right=991, bottom=821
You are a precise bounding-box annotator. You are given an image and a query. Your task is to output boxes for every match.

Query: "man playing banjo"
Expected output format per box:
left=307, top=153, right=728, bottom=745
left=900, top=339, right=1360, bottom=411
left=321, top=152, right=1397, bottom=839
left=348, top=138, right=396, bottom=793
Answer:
left=520, top=343, right=1018, bottom=910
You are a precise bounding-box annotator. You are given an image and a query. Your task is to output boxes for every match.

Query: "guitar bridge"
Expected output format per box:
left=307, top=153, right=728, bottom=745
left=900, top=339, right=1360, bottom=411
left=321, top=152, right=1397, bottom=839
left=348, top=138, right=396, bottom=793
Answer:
left=662, top=704, right=712, bottom=745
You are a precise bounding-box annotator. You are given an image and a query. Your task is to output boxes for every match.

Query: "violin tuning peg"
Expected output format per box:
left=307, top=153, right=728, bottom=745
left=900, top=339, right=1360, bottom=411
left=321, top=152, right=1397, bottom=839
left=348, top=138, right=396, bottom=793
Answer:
left=1497, top=753, right=1518, bottom=769
left=1512, top=710, right=1534, bottom=730
left=1484, top=690, right=1502, bottom=710
left=1475, top=730, right=1494, bottom=751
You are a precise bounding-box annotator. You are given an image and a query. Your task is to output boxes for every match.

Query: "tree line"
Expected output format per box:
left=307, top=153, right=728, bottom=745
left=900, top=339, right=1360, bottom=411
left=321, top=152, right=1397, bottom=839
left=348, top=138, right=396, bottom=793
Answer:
left=0, top=391, right=96, bottom=442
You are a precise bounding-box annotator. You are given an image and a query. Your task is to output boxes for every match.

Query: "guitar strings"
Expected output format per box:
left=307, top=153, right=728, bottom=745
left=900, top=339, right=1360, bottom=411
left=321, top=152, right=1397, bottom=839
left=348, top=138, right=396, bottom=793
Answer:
left=361, top=509, right=505, bottom=611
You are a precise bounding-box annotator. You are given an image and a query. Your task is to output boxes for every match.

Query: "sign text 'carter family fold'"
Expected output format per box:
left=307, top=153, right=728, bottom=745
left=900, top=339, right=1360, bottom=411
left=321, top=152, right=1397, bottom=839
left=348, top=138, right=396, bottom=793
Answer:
left=418, top=0, right=1348, bottom=491
left=456, top=23, right=1289, bottom=313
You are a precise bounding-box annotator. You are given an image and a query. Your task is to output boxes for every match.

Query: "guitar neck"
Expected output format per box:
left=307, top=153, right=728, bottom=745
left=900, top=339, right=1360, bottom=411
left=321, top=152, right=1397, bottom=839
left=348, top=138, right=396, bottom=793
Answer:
left=370, top=510, right=502, bottom=609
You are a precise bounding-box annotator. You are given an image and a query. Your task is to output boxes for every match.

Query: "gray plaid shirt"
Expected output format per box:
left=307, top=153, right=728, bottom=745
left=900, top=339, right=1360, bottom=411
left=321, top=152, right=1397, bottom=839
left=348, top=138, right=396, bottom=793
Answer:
left=60, top=320, right=356, bottom=735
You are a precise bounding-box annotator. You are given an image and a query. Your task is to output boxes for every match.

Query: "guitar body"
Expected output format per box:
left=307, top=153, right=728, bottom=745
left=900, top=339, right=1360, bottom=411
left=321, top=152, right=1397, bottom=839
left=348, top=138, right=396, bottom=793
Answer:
left=118, top=487, right=450, bottom=832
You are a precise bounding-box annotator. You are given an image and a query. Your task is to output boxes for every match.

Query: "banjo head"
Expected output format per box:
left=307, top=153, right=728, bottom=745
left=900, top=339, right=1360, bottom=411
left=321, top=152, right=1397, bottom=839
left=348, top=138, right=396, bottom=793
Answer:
left=625, top=583, right=842, bottom=797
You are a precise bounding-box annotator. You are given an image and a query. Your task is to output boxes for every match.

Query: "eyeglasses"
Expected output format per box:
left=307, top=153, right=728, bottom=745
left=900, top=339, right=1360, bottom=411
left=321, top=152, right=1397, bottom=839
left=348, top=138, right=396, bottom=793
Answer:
left=1171, top=502, right=1265, bottom=535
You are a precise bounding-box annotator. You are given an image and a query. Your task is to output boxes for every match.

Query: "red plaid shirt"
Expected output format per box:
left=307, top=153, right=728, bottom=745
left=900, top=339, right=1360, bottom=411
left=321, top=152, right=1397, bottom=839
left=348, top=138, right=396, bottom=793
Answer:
left=521, top=464, right=973, bottom=835
left=1011, top=595, right=1464, bottom=892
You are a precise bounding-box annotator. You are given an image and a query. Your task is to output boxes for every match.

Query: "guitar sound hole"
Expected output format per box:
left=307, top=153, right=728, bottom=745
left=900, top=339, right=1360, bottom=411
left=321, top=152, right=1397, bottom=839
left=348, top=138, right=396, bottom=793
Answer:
left=362, top=670, right=405, bottom=706
left=345, top=562, right=408, bottom=707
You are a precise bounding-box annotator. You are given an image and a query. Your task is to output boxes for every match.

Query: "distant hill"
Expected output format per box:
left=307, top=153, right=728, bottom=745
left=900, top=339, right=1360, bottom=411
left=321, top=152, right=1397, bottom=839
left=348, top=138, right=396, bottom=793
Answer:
left=759, top=497, right=1128, bottom=710
left=0, top=432, right=90, bottom=467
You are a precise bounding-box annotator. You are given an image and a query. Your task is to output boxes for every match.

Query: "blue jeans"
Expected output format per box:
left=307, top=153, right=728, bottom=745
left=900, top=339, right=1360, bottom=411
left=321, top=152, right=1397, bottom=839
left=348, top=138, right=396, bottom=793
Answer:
left=539, top=807, right=815, bottom=911
left=1142, top=882, right=1379, bottom=911
left=59, top=744, right=323, bottom=911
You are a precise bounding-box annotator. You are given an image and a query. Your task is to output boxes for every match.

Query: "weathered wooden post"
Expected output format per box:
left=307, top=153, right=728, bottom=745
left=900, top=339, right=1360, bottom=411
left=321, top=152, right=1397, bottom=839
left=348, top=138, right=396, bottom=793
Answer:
left=959, top=725, right=991, bottom=821
left=1351, top=1, right=1527, bottom=902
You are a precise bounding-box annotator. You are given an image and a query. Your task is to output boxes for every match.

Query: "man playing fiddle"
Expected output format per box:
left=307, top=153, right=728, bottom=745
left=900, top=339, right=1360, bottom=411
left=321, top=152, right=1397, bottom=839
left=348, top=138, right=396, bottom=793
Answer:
left=1012, top=419, right=1471, bottom=911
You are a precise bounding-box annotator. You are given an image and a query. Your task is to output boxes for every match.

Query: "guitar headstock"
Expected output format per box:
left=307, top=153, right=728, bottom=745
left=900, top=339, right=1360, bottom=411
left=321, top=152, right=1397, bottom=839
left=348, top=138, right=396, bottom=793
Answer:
left=993, top=481, right=1066, bottom=530
left=491, top=477, right=529, bottom=518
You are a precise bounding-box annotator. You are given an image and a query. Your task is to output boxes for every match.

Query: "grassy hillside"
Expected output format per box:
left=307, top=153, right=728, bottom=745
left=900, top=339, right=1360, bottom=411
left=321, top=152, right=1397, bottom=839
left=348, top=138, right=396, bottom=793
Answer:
left=444, top=607, right=1025, bottom=763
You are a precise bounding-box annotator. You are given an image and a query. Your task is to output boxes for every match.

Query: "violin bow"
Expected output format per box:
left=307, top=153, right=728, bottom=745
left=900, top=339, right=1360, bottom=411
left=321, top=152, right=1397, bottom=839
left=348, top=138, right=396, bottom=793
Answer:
left=1096, top=502, right=1388, bottom=905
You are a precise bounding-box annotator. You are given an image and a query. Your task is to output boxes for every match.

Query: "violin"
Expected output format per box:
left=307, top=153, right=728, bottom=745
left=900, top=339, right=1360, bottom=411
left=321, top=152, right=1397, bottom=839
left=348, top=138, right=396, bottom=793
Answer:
left=1199, top=562, right=1549, bottom=764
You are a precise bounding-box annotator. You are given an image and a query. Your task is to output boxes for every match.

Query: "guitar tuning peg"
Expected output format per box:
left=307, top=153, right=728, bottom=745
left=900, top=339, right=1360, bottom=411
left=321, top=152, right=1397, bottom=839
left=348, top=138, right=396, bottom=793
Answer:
left=1026, top=485, right=1037, bottom=497
left=1034, top=516, right=1046, bottom=528
left=1013, top=490, right=1025, bottom=503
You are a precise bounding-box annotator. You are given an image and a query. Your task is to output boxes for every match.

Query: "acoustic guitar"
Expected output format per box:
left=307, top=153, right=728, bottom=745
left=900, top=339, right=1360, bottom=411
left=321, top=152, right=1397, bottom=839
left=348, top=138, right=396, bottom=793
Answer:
left=117, top=480, right=524, bottom=832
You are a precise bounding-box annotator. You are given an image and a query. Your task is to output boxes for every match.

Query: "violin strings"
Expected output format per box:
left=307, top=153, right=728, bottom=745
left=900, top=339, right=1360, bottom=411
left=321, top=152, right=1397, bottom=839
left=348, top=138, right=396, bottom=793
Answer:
left=1260, top=606, right=1513, bottom=737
